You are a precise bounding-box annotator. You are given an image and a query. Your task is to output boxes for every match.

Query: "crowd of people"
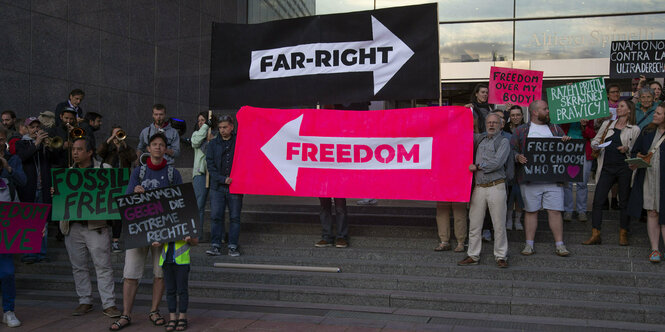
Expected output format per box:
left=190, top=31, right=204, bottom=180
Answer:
left=0, top=76, right=664, bottom=329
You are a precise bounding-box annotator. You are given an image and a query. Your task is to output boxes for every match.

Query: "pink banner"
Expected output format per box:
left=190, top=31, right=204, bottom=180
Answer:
left=488, top=66, right=543, bottom=106
left=0, top=202, right=51, bottom=253
left=230, top=106, right=473, bottom=202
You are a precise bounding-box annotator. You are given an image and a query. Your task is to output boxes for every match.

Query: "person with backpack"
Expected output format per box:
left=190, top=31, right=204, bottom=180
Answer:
left=458, top=113, right=511, bottom=268
left=110, top=132, right=182, bottom=331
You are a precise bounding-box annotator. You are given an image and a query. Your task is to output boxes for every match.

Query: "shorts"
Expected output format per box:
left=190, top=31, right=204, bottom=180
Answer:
left=123, top=245, right=164, bottom=279
left=520, top=183, right=564, bottom=212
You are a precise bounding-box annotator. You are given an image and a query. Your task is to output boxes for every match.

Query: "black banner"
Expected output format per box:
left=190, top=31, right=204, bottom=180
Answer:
left=609, top=40, right=665, bottom=79
left=116, top=183, right=199, bottom=249
left=210, top=4, right=440, bottom=108
left=523, top=138, right=585, bottom=182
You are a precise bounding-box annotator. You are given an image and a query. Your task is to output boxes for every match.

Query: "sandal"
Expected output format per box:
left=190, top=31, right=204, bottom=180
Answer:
left=434, top=242, right=451, bottom=251
left=149, top=310, right=166, bottom=326
left=109, top=315, right=131, bottom=331
left=649, top=250, right=662, bottom=263
left=454, top=244, right=465, bottom=252
left=165, top=320, right=177, bottom=332
left=176, top=319, right=188, bottom=331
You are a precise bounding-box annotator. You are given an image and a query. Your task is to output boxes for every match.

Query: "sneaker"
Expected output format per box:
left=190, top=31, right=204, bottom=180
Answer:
left=21, top=256, right=37, bottom=264
left=111, top=241, right=122, bottom=253
left=2, top=311, right=21, bottom=327
left=457, top=256, right=479, bottom=266
left=482, top=230, right=492, bottom=242
left=334, top=238, right=348, bottom=248
left=315, top=239, right=333, bottom=248
left=496, top=259, right=509, bottom=268
left=228, top=247, right=240, bottom=257
left=578, top=212, right=588, bottom=222
left=205, top=246, right=222, bottom=256
left=555, top=245, right=570, bottom=257
left=357, top=199, right=378, bottom=205
left=563, top=212, right=573, bottom=222
left=649, top=250, right=662, bottom=263
left=72, top=304, right=93, bottom=316
left=521, top=243, right=535, bottom=256
left=506, top=218, right=513, bottom=231
left=102, top=306, right=121, bottom=318
left=514, top=220, right=524, bottom=231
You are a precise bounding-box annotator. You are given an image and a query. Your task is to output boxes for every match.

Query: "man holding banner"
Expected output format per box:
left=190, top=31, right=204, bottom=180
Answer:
left=57, top=137, right=120, bottom=317
left=511, top=100, right=571, bottom=257
left=111, top=132, right=183, bottom=331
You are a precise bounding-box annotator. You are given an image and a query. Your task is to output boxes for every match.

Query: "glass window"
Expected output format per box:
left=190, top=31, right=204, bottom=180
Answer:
left=439, top=22, right=513, bottom=62
left=515, top=0, right=665, bottom=18
left=315, top=0, right=373, bottom=15
left=376, top=0, right=514, bottom=22
left=248, top=0, right=316, bottom=23
left=515, top=14, right=665, bottom=60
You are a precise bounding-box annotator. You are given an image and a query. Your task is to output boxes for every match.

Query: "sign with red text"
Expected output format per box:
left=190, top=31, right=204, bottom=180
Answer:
left=116, top=183, right=199, bottom=249
left=230, top=106, right=473, bottom=202
left=0, top=202, right=51, bottom=253
left=488, top=67, right=543, bottom=106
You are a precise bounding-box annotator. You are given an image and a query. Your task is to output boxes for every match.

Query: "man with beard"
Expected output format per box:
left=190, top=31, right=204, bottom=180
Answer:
left=136, top=104, right=180, bottom=165
left=1, top=111, right=17, bottom=137
left=511, top=100, right=572, bottom=257
left=79, top=112, right=102, bottom=151
left=54, top=89, right=85, bottom=126
left=47, top=108, right=78, bottom=168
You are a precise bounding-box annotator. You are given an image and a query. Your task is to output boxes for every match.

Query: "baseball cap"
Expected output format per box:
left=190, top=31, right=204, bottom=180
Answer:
left=25, top=117, right=41, bottom=126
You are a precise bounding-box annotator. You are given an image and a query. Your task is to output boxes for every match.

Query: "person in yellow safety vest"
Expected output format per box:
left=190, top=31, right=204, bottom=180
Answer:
left=154, top=236, right=198, bottom=332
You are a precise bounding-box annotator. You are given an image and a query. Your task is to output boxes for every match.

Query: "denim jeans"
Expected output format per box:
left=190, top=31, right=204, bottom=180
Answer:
left=209, top=186, right=243, bottom=249
left=192, top=175, right=209, bottom=231
left=0, top=254, right=15, bottom=312
left=564, top=160, right=592, bottom=213
left=319, top=198, right=348, bottom=241
left=163, top=263, right=190, bottom=314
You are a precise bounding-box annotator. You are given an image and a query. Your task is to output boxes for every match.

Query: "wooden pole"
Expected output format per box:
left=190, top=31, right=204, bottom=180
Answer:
left=205, top=110, right=212, bottom=188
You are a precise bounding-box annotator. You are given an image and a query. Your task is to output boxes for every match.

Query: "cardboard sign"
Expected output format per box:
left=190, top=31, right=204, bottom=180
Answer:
left=117, top=183, right=199, bottom=249
left=522, top=138, right=585, bottom=182
left=0, top=202, right=51, bottom=253
left=230, top=106, right=473, bottom=202
left=547, top=77, right=609, bottom=124
left=51, top=168, right=130, bottom=221
left=610, top=40, right=665, bottom=79
left=488, top=67, right=543, bottom=106
left=210, top=4, right=440, bottom=108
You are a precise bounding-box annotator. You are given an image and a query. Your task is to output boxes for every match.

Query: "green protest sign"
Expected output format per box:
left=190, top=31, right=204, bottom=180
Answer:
left=51, top=168, right=130, bottom=221
left=547, top=77, right=609, bottom=124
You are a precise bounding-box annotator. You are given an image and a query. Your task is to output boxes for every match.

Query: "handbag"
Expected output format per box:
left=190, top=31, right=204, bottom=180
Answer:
left=591, top=121, right=614, bottom=159
left=636, top=132, right=665, bottom=166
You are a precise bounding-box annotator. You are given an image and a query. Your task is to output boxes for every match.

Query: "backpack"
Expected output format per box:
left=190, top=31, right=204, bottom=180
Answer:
left=138, top=165, right=175, bottom=186
left=475, top=134, right=514, bottom=183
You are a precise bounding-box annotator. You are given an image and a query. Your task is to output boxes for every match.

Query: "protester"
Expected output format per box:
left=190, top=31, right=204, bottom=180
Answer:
left=205, top=116, right=243, bottom=257
left=137, top=104, right=180, bottom=165
left=434, top=201, right=467, bottom=252
left=635, top=87, right=658, bottom=129
left=97, top=125, right=137, bottom=253
left=561, top=118, right=595, bottom=222
left=596, top=84, right=621, bottom=131
left=511, top=100, right=571, bottom=257
left=504, top=105, right=525, bottom=230
left=458, top=113, right=510, bottom=268
left=54, top=89, right=85, bottom=126
left=155, top=235, right=198, bottom=332
left=584, top=100, right=640, bottom=246
left=56, top=137, right=120, bottom=317
left=191, top=112, right=216, bottom=240
left=110, top=132, right=183, bottom=331
left=47, top=107, right=78, bottom=168
left=315, top=198, right=349, bottom=248
left=16, top=118, right=55, bottom=264
left=0, top=127, right=27, bottom=328
left=1, top=111, right=17, bottom=138
left=628, top=104, right=665, bottom=262
left=78, top=112, right=102, bottom=151
left=466, top=83, right=494, bottom=133
left=38, top=111, right=56, bottom=130
left=648, top=81, right=663, bottom=104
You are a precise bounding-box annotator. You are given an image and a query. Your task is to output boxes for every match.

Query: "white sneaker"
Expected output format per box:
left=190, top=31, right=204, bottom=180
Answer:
left=555, top=244, right=570, bottom=257
left=521, top=243, right=535, bottom=256
left=3, top=311, right=21, bottom=328
left=514, top=219, right=524, bottom=231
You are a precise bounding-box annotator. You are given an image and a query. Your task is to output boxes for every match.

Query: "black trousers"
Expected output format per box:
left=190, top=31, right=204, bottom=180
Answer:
left=592, top=164, right=632, bottom=230
left=163, top=263, right=190, bottom=314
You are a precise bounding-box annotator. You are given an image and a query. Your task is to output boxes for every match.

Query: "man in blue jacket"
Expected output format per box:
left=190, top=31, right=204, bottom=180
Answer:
left=205, top=115, right=243, bottom=257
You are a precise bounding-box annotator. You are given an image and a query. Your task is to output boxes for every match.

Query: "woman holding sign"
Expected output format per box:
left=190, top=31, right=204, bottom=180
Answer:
left=628, top=104, right=665, bottom=263
left=586, top=100, right=641, bottom=246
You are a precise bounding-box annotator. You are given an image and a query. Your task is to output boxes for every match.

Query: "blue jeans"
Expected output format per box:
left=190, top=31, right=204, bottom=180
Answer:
left=564, top=160, right=592, bottom=213
left=209, top=186, right=243, bottom=249
left=0, top=255, right=16, bottom=312
left=319, top=198, right=348, bottom=241
left=23, top=188, right=47, bottom=261
left=192, top=175, right=209, bottom=231
left=163, top=263, right=190, bottom=314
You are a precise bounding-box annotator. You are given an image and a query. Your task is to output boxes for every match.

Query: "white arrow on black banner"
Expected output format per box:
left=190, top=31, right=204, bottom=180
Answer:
left=249, top=16, right=414, bottom=95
